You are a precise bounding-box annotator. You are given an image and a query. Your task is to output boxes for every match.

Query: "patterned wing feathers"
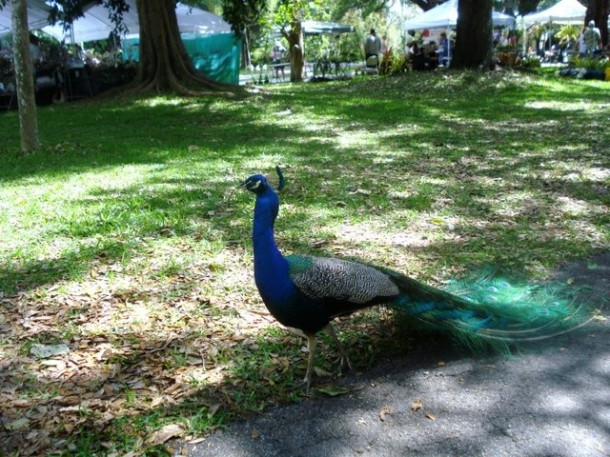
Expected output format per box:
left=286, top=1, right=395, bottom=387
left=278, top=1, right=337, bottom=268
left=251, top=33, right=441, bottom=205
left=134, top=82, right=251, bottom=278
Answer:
left=288, top=256, right=399, bottom=304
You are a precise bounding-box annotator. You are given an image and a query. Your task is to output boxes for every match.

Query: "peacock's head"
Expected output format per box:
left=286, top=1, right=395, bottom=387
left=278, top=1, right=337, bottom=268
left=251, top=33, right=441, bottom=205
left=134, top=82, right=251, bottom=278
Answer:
left=243, top=167, right=285, bottom=195
left=243, top=174, right=269, bottom=195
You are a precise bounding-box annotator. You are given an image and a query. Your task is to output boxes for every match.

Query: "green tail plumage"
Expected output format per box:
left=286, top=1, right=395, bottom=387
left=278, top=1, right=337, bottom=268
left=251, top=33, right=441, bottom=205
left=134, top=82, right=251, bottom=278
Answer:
left=384, top=267, right=594, bottom=354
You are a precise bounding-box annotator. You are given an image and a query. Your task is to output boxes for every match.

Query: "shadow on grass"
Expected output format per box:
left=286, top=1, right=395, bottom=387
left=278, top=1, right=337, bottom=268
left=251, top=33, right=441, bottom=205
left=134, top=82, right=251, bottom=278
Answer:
left=3, top=81, right=606, bottom=291
left=2, top=262, right=606, bottom=456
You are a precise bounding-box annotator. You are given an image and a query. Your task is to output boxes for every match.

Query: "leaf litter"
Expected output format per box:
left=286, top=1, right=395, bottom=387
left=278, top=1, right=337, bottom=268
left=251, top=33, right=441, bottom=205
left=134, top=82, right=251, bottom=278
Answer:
left=0, top=252, right=281, bottom=455
left=0, top=250, right=391, bottom=456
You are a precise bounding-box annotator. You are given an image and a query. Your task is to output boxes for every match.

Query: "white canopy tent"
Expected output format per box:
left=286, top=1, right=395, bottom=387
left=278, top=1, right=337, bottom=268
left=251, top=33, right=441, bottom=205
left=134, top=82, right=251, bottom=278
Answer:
left=42, top=1, right=232, bottom=43
left=403, top=0, right=515, bottom=31
left=301, top=20, right=354, bottom=36
left=1, top=1, right=239, bottom=86
left=522, top=0, right=586, bottom=26
left=521, top=0, right=586, bottom=56
left=0, top=0, right=231, bottom=41
left=0, top=0, right=52, bottom=36
left=272, top=20, right=354, bottom=38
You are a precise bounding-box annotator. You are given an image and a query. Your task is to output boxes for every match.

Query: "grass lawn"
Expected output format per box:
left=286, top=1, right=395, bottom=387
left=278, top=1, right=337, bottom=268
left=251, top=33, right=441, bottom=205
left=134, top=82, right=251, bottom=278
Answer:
left=0, top=70, right=608, bottom=456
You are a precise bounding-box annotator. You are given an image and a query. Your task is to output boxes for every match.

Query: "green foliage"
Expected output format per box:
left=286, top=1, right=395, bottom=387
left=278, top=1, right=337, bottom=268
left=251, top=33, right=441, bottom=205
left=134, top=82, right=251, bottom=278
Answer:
left=569, top=55, right=610, bottom=70
left=379, top=48, right=410, bottom=76
left=335, top=32, right=363, bottom=62
left=555, top=24, right=581, bottom=48
left=184, top=0, right=224, bottom=15
left=221, top=0, right=267, bottom=33
left=275, top=0, right=325, bottom=27
left=331, top=0, right=386, bottom=20
left=250, top=46, right=271, bottom=66
left=390, top=52, right=410, bottom=75
left=517, top=55, right=542, bottom=70
left=378, top=48, right=393, bottom=75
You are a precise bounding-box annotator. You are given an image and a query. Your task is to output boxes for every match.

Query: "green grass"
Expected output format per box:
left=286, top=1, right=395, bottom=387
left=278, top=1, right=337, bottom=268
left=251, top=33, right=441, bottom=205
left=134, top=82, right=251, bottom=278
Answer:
left=0, top=70, right=608, bottom=456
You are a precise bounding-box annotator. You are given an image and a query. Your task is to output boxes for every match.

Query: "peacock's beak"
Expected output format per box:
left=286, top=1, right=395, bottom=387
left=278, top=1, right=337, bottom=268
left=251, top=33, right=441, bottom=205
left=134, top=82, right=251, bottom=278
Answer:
left=242, top=178, right=263, bottom=192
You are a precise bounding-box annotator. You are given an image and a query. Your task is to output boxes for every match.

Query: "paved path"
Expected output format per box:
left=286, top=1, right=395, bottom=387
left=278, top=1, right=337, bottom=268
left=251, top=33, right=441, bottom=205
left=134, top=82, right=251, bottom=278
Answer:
left=183, top=253, right=610, bottom=457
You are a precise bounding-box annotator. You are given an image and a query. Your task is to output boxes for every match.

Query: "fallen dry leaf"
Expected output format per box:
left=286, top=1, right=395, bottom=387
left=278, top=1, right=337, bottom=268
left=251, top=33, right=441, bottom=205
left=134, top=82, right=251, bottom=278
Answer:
left=317, top=385, right=349, bottom=397
left=207, top=403, right=221, bottom=419
left=411, top=398, right=423, bottom=413
left=313, top=366, right=332, bottom=377
left=146, top=423, right=185, bottom=445
left=186, top=437, right=206, bottom=444
left=379, top=405, right=395, bottom=422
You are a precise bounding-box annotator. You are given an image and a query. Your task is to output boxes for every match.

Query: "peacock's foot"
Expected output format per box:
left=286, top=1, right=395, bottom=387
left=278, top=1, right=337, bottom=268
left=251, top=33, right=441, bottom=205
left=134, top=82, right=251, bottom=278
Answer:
left=339, top=354, right=353, bottom=373
left=302, top=375, right=313, bottom=394
left=329, top=354, right=353, bottom=375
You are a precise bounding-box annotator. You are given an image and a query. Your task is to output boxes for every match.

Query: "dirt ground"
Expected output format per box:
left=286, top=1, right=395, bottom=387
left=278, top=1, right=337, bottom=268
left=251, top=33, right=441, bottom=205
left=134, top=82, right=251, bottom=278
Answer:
left=181, top=252, right=610, bottom=457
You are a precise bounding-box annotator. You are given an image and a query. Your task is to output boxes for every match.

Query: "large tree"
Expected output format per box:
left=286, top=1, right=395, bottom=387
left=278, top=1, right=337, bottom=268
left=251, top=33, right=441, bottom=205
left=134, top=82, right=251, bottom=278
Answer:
left=8, top=0, right=39, bottom=154
left=133, top=0, right=230, bottom=94
left=451, top=0, right=494, bottom=69
left=275, top=0, right=310, bottom=83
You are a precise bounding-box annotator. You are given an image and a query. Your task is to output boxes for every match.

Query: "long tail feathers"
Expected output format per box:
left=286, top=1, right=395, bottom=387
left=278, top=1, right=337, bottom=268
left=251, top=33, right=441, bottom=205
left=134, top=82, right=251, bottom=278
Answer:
left=384, top=267, right=598, bottom=354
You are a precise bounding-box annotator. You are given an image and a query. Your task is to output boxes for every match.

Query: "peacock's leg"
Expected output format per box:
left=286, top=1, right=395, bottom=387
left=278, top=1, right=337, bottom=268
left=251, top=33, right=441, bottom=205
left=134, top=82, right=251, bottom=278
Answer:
left=303, top=333, right=317, bottom=394
left=325, top=324, right=353, bottom=372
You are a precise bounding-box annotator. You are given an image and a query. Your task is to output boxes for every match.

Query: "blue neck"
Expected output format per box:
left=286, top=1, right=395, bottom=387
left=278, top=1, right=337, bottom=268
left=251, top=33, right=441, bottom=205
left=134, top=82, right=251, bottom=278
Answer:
left=252, top=188, right=296, bottom=308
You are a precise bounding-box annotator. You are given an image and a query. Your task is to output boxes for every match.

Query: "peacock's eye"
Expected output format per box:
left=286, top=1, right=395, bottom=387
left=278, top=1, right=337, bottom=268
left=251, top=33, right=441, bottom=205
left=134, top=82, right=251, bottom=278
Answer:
left=245, top=178, right=262, bottom=190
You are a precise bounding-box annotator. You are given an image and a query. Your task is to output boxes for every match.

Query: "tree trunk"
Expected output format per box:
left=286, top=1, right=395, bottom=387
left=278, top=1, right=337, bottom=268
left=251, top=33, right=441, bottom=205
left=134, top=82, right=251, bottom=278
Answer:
left=11, top=0, right=39, bottom=155
left=241, top=28, right=251, bottom=68
left=585, top=0, right=609, bottom=47
left=284, top=21, right=304, bottom=83
left=132, top=0, right=236, bottom=94
left=451, top=0, right=494, bottom=70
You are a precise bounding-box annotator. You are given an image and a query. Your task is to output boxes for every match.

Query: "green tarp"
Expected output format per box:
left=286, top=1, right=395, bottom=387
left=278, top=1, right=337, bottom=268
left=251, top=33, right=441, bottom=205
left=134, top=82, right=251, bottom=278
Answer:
left=123, top=33, right=241, bottom=85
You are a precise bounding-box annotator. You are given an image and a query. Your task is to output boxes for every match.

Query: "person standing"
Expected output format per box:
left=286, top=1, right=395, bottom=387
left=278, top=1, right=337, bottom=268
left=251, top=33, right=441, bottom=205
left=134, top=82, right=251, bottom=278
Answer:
left=578, top=26, right=587, bottom=56
left=270, top=40, right=287, bottom=80
left=583, top=20, right=602, bottom=56
left=438, top=32, right=450, bottom=66
left=380, top=34, right=389, bottom=54
left=364, top=28, right=381, bottom=60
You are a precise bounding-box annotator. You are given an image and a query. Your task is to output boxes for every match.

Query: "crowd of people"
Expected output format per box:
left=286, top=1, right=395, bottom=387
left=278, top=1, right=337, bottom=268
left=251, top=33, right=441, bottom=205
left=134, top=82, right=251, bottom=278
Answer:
left=536, top=19, right=604, bottom=63
left=362, top=27, right=453, bottom=72
left=1, top=32, right=134, bottom=108
left=362, top=19, right=606, bottom=73
left=0, top=33, right=89, bottom=103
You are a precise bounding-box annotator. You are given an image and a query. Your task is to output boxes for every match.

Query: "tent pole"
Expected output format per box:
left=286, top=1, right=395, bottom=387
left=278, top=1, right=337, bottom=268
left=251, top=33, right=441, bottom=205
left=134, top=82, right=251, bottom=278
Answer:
left=521, top=17, right=526, bottom=56
left=447, top=26, right=451, bottom=64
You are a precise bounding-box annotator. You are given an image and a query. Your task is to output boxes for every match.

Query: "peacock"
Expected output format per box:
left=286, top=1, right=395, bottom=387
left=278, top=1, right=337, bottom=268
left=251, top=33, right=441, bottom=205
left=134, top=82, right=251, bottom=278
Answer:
left=243, top=167, right=591, bottom=393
